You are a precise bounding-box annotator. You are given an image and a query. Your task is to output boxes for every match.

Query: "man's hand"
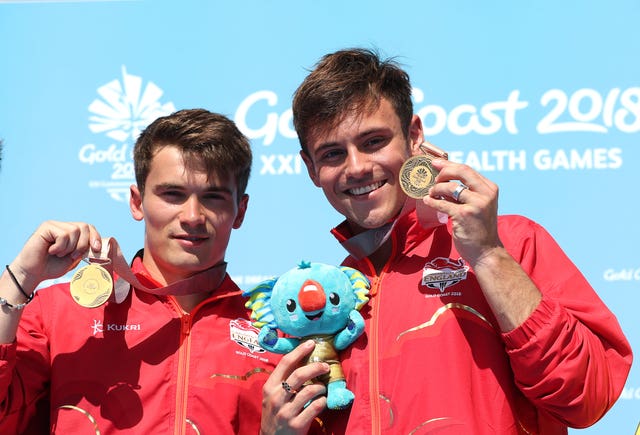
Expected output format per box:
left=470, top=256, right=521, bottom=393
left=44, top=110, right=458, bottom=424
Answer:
left=260, top=340, right=329, bottom=435
left=11, top=221, right=102, bottom=295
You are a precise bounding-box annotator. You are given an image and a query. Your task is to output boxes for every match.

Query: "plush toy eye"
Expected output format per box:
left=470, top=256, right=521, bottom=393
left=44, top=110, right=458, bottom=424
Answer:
left=286, top=299, right=297, bottom=312
left=329, top=292, right=340, bottom=305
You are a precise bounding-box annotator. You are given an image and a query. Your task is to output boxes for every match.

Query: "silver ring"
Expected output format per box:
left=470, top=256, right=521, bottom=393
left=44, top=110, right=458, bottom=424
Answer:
left=281, top=381, right=298, bottom=394
left=452, top=184, right=468, bottom=203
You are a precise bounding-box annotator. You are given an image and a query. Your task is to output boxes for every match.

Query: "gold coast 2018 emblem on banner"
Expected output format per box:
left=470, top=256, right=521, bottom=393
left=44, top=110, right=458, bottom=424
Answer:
left=81, top=66, right=176, bottom=203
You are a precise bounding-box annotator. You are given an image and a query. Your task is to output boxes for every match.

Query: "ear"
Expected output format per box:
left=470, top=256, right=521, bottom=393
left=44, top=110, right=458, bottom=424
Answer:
left=233, top=194, right=249, bottom=229
left=130, top=184, right=144, bottom=221
left=300, top=150, right=320, bottom=187
left=408, top=114, right=425, bottom=155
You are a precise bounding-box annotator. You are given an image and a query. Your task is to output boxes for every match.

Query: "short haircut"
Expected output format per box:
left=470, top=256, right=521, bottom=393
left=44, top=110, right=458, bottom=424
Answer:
left=292, top=48, right=414, bottom=153
left=134, top=109, right=252, bottom=198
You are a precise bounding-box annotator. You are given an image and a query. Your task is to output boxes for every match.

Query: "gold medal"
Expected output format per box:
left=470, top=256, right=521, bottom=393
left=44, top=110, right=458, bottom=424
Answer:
left=400, top=155, right=438, bottom=199
left=399, top=141, right=448, bottom=199
left=70, top=263, right=113, bottom=308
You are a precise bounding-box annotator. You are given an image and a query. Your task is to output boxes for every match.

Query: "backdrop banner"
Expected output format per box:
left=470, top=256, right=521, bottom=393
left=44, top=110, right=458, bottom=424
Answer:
left=0, top=1, right=638, bottom=432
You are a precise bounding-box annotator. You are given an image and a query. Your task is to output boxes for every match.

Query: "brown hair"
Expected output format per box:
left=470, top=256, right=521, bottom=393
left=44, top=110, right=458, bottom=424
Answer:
left=292, top=48, right=414, bottom=153
left=134, top=109, right=252, bottom=198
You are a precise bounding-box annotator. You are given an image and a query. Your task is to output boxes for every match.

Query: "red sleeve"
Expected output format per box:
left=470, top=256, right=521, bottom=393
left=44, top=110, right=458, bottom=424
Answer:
left=0, top=289, right=53, bottom=433
left=499, top=216, right=632, bottom=428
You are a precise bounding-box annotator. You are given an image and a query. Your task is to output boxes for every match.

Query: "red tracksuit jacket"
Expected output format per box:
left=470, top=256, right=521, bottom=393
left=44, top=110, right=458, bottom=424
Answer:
left=0, top=257, right=278, bottom=434
left=311, top=210, right=632, bottom=434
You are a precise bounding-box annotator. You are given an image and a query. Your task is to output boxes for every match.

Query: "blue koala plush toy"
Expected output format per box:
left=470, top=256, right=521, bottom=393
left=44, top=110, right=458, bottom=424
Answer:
left=243, top=261, right=370, bottom=409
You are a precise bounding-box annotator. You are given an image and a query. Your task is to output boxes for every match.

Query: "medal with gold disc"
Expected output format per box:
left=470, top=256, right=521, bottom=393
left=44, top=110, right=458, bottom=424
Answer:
left=399, top=141, right=448, bottom=199
left=400, top=155, right=438, bottom=199
left=70, top=260, right=113, bottom=308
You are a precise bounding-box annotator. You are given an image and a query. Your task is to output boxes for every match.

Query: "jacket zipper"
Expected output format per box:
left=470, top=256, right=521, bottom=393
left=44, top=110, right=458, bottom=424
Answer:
left=369, top=272, right=382, bottom=435
left=367, top=231, right=396, bottom=434
left=167, top=290, right=242, bottom=435
left=175, top=310, right=192, bottom=435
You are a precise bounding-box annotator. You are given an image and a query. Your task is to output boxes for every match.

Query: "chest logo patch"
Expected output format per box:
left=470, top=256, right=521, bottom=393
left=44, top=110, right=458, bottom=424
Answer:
left=422, top=257, right=469, bottom=292
left=230, top=318, right=265, bottom=353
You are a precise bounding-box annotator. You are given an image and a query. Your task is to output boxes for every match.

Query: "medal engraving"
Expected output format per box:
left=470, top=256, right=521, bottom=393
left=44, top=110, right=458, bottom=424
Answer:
left=400, top=155, right=438, bottom=199
left=70, top=263, right=113, bottom=308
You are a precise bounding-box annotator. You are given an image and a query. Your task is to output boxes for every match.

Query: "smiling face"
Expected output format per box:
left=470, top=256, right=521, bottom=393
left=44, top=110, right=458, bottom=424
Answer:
left=301, top=98, right=424, bottom=233
left=129, top=146, right=247, bottom=284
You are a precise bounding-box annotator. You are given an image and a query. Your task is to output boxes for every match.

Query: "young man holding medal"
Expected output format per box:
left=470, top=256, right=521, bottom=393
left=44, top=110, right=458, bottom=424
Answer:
left=0, top=109, right=280, bottom=433
left=259, top=49, right=633, bottom=434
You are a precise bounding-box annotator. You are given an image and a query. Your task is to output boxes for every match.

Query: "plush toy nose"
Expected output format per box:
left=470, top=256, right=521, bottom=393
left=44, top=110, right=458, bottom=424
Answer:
left=298, top=279, right=327, bottom=312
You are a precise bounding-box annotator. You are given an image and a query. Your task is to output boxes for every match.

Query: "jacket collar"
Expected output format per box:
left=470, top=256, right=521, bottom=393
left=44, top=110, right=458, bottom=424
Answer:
left=331, top=204, right=444, bottom=263
left=127, top=252, right=238, bottom=300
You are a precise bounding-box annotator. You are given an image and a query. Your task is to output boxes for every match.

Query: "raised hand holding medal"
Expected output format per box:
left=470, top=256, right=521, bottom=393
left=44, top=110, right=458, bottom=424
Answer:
left=68, top=237, right=227, bottom=309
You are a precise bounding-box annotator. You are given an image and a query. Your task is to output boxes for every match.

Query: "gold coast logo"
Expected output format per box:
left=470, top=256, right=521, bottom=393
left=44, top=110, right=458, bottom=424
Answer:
left=79, top=66, right=176, bottom=202
left=421, top=257, right=469, bottom=293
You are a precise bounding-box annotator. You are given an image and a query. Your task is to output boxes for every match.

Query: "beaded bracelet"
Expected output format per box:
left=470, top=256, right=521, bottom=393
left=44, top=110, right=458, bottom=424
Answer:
left=3, top=265, right=34, bottom=310
left=0, top=295, right=30, bottom=311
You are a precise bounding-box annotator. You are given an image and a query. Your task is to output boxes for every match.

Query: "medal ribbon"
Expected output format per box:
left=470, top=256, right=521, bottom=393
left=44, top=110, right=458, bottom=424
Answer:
left=340, top=221, right=396, bottom=260
left=90, top=237, right=227, bottom=303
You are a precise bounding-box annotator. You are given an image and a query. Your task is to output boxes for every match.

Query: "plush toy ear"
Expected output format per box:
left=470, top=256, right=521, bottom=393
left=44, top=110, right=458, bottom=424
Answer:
left=243, top=277, right=279, bottom=328
left=339, top=266, right=370, bottom=311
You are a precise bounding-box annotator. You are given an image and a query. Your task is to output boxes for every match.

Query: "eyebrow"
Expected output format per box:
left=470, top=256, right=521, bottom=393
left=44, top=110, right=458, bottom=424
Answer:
left=313, top=141, right=340, bottom=156
left=154, top=182, right=233, bottom=194
left=314, top=127, right=391, bottom=153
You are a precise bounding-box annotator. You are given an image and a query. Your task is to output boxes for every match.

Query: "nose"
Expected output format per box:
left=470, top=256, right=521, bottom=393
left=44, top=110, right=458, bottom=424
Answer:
left=344, top=148, right=371, bottom=179
left=298, top=279, right=327, bottom=312
left=180, top=195, right=205, bottom=226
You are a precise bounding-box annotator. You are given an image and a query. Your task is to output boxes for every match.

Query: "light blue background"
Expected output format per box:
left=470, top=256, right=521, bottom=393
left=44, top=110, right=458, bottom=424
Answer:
left=1, top=1, right=638, bottom=432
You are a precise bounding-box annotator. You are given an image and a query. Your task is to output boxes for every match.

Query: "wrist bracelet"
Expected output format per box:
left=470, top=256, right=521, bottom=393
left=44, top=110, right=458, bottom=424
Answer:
left=0, top=296, right=29, bottom=311
left=5, top=265, right=34, bottom=305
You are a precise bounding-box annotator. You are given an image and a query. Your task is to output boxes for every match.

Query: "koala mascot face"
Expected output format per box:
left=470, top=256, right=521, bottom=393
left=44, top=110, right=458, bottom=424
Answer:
left=244, top=261, right=370, bottom=338
left=270, top=263, right=360, bottom=336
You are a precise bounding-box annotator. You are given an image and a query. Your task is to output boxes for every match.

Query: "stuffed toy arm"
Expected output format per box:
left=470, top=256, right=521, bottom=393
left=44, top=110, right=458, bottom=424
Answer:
left=258, top=326, right=301, bottom=354
left=333, top=310, right=366, bottom=351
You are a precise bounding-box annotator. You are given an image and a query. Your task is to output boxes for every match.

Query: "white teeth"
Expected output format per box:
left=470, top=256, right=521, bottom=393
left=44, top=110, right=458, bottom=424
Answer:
left=349, top=181, right=384, bottom=196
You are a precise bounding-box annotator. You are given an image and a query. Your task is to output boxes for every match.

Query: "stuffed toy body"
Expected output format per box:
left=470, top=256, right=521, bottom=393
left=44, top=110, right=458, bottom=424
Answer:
left=243, top=261, right=370, bottom=409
